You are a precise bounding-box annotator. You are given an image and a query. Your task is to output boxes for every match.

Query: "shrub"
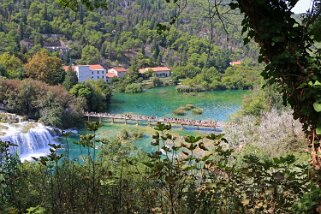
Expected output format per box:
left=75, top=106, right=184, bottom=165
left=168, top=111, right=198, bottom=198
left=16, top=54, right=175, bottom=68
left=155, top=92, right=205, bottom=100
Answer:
left=185, top=104, right=195, bottom=110
left=151, top=77, right=162, bottom=87
left=176, top=85, right=206, bottom=93
left=192, top=107, right=203, bottom=114
left=125, top=83, right=143, bottom=93
left=131, top=130, right=144, bottom=139
left=225, top=109, right=306, bottom=158
left=70, top=79, right=112, bottom=112
left=118, top=129, right=130, bottom=140
left=173, top=107, right=186, bottom=115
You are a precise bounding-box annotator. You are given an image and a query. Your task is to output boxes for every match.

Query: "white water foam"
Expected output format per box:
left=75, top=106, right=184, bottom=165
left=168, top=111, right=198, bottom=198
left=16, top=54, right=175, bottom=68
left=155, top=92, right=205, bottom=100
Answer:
left=0, top=121, right=59, bottom=161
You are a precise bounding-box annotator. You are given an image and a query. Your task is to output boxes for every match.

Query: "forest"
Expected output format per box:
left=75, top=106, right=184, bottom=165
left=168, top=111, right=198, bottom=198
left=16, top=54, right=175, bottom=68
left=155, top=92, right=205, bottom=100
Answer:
left=0, top=0, right=256, bottom=67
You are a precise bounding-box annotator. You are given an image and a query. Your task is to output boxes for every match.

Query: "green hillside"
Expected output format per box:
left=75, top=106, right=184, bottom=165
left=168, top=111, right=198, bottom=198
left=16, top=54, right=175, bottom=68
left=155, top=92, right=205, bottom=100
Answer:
left=0, top=0, right=257, bottom=69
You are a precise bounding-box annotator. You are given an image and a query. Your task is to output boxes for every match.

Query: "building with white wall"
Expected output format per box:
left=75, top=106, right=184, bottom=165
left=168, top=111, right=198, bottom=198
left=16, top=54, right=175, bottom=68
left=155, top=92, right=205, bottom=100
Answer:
left=107, top=67, right=127, bottom=78
left=138, top=66, right=171, bottom=78
left=63, top=64, right=106, bottom=82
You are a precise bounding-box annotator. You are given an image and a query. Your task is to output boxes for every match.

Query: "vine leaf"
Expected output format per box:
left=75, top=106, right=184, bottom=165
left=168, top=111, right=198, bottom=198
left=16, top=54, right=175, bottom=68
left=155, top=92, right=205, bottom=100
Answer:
left=313, top=100, right=321, bottom=112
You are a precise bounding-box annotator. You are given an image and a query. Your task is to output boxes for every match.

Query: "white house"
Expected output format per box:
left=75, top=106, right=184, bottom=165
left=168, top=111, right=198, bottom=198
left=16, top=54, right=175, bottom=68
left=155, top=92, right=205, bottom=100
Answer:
left=138, top=66, right=171, bottom=78
left=63, top=64, right=107, bottom=82
left=107, top=67, right=127, bottom=78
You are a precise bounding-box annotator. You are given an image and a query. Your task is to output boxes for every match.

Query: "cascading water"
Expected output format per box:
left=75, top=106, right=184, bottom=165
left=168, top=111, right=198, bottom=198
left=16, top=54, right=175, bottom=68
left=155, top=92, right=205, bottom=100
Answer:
left=0, top=121, right=59, bottom=161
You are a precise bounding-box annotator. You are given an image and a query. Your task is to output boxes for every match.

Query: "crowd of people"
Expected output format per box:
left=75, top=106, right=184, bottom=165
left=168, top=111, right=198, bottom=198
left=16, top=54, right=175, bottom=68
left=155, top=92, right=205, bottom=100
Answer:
left=162, top=117, right=217, bottom=128
left=85, top=112, right=218, bottom=128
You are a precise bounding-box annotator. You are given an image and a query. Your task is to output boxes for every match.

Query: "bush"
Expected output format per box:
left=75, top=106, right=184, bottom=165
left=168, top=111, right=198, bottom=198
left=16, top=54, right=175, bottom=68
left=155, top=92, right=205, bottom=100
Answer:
left=192, top=107, right=203, bottom=114
left=185, top=104, right=195, bottom=110
left=125, top=83, right=143, bottom=93
left=173, top=104, right=201, bottom=115
left=137, top=77, right=144, bottom=83
left=70, top=79, right=112, bottom=112
left=131, top=130, right=144, bottom=139
left=151, top=77, right=162, bottom=87
left=118, top=129, right=130, bottom=140
left=225, top=109, right=306, bottom=158
left=176, top=85, right=206, bottom=93
left=173, top=107, right=186, bottom=115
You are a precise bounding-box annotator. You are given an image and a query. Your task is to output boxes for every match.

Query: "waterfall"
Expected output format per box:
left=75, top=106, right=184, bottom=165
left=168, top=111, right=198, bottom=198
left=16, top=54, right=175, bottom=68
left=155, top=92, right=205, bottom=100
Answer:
left=0, top=122, right=59, bottom=161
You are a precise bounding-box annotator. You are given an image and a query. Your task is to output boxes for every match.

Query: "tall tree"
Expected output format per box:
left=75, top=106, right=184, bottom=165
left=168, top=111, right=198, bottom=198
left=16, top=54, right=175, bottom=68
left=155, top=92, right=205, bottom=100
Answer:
left=79, top=45, right=100, bottom=64
left=24, top=50, right=65, bottom=85
left=63, top=65, right=78, bottom=90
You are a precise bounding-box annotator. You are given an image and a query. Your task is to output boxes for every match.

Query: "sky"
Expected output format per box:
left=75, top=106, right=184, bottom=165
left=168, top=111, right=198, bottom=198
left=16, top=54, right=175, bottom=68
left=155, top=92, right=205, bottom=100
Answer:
left=292, top=0, right=314, bottom=13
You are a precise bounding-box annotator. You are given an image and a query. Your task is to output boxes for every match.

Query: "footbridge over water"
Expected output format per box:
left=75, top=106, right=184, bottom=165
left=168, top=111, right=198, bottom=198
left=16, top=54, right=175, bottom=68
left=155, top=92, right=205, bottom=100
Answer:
left=84, top=112, right=225, bottom=130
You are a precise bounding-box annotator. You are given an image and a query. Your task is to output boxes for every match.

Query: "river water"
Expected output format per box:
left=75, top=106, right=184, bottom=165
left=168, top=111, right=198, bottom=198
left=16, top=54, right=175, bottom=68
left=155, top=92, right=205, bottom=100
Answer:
left=62, top=87, right=248, bottom=159
left=107, top=86, right=247, bottom=121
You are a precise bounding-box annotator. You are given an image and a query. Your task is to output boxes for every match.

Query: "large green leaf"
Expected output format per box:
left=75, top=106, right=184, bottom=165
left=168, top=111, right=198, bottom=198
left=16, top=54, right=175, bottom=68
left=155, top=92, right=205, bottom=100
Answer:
left=313, top=101, right=321, bottom=112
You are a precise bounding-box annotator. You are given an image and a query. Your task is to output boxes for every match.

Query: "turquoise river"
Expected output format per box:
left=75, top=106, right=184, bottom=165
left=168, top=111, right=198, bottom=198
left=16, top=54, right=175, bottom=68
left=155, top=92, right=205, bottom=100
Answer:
left=61, top=87, right=249, bottom=159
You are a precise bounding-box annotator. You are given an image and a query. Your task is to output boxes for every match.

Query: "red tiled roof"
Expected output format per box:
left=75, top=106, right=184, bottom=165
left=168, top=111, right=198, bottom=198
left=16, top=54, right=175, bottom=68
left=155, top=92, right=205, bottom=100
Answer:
left=106, top=72, right=117, bottom=78
left=63, top=64, right=105, bottom=72
left=63, top=66, right=76, bottom=72
left=139, top=66, right=171, bottom=73
left=230, top=61, right=241, bottom=66
left=110, top=67, right=127, bottom=72
left=89, top=64, right=105, bottom=70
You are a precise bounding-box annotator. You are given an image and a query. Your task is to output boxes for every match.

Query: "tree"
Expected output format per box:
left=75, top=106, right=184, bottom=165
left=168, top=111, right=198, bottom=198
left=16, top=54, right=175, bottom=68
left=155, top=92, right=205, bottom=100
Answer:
left=79, top=45, right=100, bottom=64
left=0, top=65, right=6, bottom=77
left=70, top=83, right=92, bottom=101
left=0, top=53, right=24, bottom=79
left=24, top=50, right=65, bottom=85
left=0, top=78, right=84, bottom=128
left=228, top=0, right=321, bottom=168
left=0, top=32, right=19, bottom=54
left=70, top=80, right=112, bottom=112
left=63, top=65, right=78, bottom=90
left=221, top=65, right=261, bottom=89
left=125, top=83, right=143, bottom=93
left=56, top=0, right=107, bottom=11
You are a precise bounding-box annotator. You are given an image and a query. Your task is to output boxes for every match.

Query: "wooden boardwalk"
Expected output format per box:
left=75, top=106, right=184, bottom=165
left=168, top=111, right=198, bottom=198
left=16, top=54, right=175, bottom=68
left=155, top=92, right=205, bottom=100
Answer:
left=84, top=112, right=224, bottom=130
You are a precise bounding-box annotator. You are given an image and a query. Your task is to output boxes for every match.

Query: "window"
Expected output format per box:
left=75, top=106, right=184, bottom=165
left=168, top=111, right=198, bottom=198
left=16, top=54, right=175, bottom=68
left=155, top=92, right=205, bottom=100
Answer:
left=92, top=71, right=93, bottom=75
left=97, top=71, right=99, bottom=74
